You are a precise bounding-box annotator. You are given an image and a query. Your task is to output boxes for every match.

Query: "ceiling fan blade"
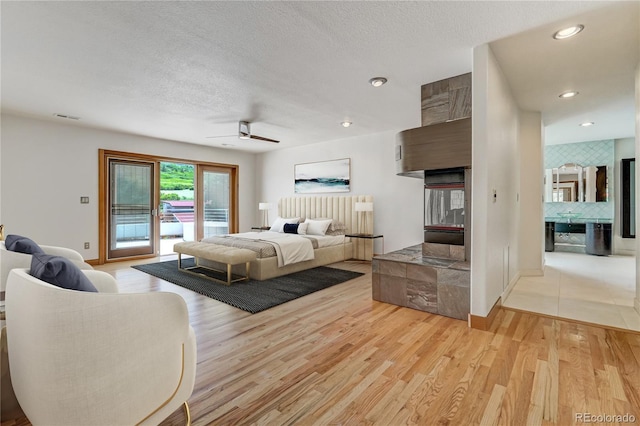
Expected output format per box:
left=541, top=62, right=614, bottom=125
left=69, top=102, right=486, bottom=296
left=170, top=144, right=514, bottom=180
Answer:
left=205, top=134, right=236, bottom=139
left=250, top=134, right=280, bottom=143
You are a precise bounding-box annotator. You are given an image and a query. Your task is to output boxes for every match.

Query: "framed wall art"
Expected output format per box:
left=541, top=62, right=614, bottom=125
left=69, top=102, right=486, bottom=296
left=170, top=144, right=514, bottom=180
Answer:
left=294, top=158, right=351, bottom=194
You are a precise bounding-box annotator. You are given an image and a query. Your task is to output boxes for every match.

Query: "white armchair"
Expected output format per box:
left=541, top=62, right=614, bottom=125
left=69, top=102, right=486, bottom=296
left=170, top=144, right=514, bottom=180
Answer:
left=0, top=240, right=93, bottom=292
left=5, top=268, right=197, bottom=426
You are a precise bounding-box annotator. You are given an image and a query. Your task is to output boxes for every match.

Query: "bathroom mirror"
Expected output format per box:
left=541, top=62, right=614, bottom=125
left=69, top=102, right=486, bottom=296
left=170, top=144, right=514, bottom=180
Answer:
left=544, top=164, right=607, bottom=202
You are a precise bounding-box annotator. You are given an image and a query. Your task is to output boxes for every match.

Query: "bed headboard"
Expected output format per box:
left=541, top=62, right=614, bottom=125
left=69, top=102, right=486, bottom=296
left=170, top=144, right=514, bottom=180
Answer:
left=278, top=195, right=374, bottom=235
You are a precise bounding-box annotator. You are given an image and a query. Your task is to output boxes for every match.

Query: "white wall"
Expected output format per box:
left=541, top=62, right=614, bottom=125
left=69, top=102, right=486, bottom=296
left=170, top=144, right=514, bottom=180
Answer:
left=0, top=113, right=257, bottom=259
left=518, top=111, right=545, bottom=275
left=471, top=44, right=522, bottom=317
left=256, top=130, right=424, bottom=254
left=614, top=137, right=636, bottom=255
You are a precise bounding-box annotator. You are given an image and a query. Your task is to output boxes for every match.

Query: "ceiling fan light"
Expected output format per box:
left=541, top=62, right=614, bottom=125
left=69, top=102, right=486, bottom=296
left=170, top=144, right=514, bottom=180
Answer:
left=559, top=91, right=579, bottom=98
left=238, top=121, right=250, bottom=139
left=553, top=25, right=584, bottom=40
left=369, top=77, right=387, bottom=87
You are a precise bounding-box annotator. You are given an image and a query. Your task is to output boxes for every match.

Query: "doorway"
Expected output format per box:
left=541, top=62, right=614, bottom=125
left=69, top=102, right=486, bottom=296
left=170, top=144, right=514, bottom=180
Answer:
left=503, top=252, right=639, bottom=331
left=99, top=150, right=238, bottom=262
left=159, top=162, right=195, bottom=255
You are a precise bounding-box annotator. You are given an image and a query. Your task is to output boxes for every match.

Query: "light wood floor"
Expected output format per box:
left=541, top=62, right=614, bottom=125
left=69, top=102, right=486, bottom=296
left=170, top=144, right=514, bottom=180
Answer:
left=3, top=257, right=640, bottom=425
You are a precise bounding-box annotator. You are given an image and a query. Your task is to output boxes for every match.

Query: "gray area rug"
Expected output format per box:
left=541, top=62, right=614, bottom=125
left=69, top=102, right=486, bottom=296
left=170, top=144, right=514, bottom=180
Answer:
left=132, top=258, right=363, bottom=313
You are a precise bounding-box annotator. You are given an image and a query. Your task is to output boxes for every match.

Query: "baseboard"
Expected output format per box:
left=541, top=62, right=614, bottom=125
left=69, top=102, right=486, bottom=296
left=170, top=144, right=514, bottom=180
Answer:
left=468, top=297, right=502, bottom=331
left=500, top=271, right=521, bottom=302
left=614, top=249, right=636, bottom=256
left=635, top=298, right=640, bottom=316
left=86, top=258, right=100, bottom=266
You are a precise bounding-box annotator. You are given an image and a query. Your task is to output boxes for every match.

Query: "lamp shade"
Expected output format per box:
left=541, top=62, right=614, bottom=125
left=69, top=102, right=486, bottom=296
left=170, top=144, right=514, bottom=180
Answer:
left=258, top=202, right=269, bottom=210
left=354, top=202, right=373, bottom=212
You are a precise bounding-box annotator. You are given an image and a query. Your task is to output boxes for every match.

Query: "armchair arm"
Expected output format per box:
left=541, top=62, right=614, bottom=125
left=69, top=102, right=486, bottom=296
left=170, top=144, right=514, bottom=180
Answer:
left=40, top=245, right=86, bottom=263
left=81, top=270, right=119, bottom=293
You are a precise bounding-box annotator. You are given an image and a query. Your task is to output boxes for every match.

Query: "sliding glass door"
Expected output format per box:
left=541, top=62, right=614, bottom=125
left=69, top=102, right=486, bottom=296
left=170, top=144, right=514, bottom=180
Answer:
left=107, top=159, right=156, bottom=259
left=100, top=150, right=238, bottom=263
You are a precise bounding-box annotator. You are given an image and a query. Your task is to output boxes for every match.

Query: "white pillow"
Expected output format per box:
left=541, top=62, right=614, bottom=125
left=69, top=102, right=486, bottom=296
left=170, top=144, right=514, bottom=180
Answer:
left=269, top=217, right=300, bottom=232
left=297, top=222, right=309, bottom=235
left=304, top=218, right=333, bottom=236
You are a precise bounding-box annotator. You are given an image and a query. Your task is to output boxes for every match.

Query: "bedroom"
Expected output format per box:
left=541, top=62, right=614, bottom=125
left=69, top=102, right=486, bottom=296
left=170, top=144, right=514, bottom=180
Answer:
left=3, top=1, right=639, bottom=320
left=1, top=1, right=639, bottom=424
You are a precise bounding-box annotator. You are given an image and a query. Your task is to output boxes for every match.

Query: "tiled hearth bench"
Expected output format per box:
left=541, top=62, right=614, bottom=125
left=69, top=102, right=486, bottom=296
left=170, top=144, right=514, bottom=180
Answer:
left=372, top=244, right=470, bottom=320
left=174, top=241, right=257, bottom=285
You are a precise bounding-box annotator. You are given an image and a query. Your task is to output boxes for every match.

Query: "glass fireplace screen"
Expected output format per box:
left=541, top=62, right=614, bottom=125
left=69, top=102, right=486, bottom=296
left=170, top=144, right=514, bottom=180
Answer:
left=424, top=184, right=465, bottom=232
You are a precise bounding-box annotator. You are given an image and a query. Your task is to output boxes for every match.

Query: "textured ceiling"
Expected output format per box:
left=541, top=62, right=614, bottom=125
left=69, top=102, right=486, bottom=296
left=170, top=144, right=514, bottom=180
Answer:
left=1, top=1, right=634, bottom=153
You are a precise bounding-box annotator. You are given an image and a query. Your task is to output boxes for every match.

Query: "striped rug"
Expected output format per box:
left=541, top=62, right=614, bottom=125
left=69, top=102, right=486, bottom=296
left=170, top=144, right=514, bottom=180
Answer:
left=132, top=258, right=363, bottom=314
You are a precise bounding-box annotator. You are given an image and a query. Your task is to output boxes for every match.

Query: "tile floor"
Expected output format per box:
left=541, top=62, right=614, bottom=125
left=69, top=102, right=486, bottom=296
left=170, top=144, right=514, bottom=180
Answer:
left=503, top=251, right=640, bottom=331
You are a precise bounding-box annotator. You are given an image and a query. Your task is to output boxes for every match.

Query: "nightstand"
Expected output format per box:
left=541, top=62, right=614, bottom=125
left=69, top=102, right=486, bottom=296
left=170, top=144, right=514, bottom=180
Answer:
left=345, top=233, right=384, bottom=261
left=251, top=226, right=270, bottom=232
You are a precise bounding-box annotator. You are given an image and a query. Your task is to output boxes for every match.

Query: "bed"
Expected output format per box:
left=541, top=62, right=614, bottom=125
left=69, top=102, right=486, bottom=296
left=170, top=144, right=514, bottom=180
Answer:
left=198, top=195, right=373, bottom=280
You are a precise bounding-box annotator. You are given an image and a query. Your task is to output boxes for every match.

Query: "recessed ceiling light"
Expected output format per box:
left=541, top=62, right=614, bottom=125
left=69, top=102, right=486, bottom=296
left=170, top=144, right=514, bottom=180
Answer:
left=341, top=121, right=352, bottom=128
left=579, top=121, right=594, bottom=127
left=553, top=25, right=584, bottom=40
left=368, top=77, right=388, bottom=87
left=221, top=143, right=235, bottom=147
left=559, top=91, right=579, bottom=98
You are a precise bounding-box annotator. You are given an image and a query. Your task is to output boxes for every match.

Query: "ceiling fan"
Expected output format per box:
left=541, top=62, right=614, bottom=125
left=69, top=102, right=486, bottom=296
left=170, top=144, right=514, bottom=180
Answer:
left=206, top=121, right=280, bottom=144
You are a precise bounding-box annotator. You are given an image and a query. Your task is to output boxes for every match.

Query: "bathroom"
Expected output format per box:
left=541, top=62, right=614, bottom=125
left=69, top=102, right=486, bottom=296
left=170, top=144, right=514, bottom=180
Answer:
left=503, top=137, right=638, bottom=330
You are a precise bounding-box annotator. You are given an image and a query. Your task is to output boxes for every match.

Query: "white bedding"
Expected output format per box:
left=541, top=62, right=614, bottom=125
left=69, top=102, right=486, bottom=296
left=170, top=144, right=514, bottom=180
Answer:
left=313, top=234, right=345, bottom=248
left=229, top=231, right=315, bottom=267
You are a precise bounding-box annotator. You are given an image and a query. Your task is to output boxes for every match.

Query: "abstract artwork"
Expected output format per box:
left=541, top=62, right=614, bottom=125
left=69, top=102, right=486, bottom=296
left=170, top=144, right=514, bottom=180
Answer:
left=294, top=158, right=350, bottom=193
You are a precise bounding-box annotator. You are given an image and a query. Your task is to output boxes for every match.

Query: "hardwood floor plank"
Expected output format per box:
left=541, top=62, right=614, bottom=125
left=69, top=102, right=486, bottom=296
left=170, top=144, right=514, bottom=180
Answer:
left=314, top=360, right=393, bottom=425
left=479, top=384, right=507, bottom=426
left=4, top=258, right=640, bottom=426
left=605, top=364, right=629, bottom=402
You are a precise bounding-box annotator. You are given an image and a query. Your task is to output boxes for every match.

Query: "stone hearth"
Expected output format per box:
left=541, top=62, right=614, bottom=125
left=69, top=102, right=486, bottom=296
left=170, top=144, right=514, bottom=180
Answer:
left=372, top=245, right=470, bottom=321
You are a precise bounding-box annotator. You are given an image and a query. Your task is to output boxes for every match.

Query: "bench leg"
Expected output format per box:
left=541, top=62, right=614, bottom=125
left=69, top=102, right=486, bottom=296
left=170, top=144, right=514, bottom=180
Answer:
left=246, top=262, right=251, bottom=281
left=177, top=253, right=182, bottom=269
left=226, top=263, right=232, bottom=286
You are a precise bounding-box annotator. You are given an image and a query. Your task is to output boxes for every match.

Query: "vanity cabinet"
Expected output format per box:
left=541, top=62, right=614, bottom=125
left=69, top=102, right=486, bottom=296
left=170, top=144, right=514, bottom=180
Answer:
left=554, top=222, right=586, bottom=233
left=545, top=222, right=555, bottom=252
left=586, top=223, right=612, bottom=256
left=548, top=220, right=611, bottom=255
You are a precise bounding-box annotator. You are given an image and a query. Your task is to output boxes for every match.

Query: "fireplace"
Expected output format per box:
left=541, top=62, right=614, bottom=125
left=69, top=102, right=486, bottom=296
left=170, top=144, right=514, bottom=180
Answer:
left=424, top=168, right=466, bottom=246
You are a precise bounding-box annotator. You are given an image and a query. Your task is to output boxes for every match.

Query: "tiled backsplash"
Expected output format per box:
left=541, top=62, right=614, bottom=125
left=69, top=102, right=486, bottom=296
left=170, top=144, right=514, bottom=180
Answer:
left=544, top=140, right=614, bottom=219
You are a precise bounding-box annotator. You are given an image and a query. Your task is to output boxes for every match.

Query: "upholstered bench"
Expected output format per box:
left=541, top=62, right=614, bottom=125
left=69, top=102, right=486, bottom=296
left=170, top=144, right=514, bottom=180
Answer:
left=173, top=241, right=257, bottom=285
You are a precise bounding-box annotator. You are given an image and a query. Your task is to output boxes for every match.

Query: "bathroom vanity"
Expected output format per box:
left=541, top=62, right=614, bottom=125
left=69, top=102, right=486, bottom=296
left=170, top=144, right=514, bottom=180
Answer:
left=545, top=216, right=612, bottom=256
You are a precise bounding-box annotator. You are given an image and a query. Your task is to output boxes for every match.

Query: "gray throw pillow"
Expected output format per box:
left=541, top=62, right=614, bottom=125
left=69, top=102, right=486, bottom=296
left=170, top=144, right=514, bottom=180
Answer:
left=30, top=253, right=97, bottom=292
left=5, top=234, right=45, bottom=255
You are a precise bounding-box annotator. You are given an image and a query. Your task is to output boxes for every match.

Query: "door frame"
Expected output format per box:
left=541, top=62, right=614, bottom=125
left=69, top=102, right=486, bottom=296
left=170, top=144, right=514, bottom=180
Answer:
left=99, top=149, right=239, bottom=264
left=105, top=156, right=158, bottom=260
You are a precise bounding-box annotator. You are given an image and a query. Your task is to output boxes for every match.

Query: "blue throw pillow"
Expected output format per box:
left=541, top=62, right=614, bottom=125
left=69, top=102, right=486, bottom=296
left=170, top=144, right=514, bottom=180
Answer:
left=30, top=253, right=97, bottom=292
left=283, top=223, right=299, bottom=234
left=5, top=234, right=45, bottom=255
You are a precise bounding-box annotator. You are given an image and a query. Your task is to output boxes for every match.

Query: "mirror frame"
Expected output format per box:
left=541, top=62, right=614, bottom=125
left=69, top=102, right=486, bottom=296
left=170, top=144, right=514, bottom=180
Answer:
left=621, top=158, right=635, bottom=238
